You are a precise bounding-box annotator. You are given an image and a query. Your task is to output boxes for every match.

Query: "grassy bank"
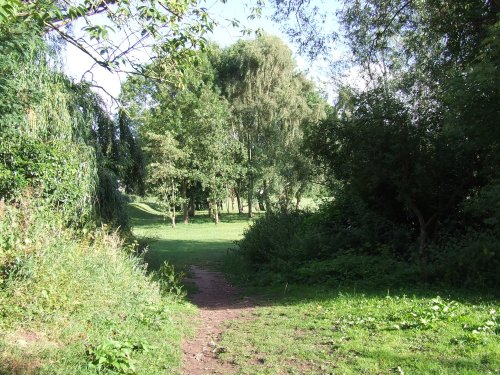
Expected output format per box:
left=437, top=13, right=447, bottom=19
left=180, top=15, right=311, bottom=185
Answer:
left=0, top=200, right=195, bottom=374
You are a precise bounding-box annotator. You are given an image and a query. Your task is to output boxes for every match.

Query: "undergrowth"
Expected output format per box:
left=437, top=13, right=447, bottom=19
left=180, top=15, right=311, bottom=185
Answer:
left=0, top=198, right=194, bottom=374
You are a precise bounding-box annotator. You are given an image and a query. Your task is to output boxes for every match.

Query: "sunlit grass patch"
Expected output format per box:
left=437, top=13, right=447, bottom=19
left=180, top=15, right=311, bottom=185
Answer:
left=218, top=286, right=499, bottom=374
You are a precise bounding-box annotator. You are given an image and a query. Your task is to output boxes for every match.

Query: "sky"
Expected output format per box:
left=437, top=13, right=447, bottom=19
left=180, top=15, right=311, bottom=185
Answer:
left=63, top=0, right=343, bottom=110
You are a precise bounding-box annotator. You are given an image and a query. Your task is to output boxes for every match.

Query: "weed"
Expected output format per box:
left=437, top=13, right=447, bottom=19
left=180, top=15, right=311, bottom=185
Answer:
left=390, top=296, right=460, bottom=330
left=87, top=339, right=154, bottom=374
left=156, top=261, right=185, bottom=298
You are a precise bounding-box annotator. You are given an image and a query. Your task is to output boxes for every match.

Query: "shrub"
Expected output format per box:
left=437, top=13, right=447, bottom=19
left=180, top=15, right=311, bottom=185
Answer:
left=238, top=211, right=309, bottom=266
left=0, top=136, right=96, bottom=224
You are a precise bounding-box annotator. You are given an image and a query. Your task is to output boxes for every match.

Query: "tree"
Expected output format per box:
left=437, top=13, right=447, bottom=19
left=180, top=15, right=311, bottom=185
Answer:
left=217, top=34, right=325, bottom=217
left=123, top=45, right=236, bottom=224
left=0, top=0, right=216, bottom=81
left=117, top=109, right=146, bottom=195
left=299, top=1, right=500, bottom=257
left=144, top=132, right=185, bottom=227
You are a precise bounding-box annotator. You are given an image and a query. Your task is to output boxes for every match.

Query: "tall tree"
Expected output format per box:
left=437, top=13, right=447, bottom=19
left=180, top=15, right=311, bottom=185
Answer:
left=144, top=132, right=185, bottom=227
left=123, top=46, right=236, bottom=224
left=217, top=34, right=325, bottom=217
left=299, top=1, right=500, bottom=256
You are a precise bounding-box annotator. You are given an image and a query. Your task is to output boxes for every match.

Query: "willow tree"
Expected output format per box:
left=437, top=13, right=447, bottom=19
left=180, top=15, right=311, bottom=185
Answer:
left=217, top=34, right=325, bottom=217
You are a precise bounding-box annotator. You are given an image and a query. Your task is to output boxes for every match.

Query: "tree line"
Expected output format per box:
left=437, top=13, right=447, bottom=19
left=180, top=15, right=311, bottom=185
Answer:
left=236, top=0, right=499, bottom=288
left=1, top=0, right=498, bottom=288
left=121, top=34, right=327, bottom=225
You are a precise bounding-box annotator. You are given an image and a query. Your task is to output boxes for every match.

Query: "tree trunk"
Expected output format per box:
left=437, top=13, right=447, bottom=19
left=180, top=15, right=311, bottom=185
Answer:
left=208, top=201, right=212, bottom=219
left=188, top=196, right=195, bottom=217
left=171, top=180, right=176, bottom=227
left=181, top=182, right=188, bottom=224
left=212, top=200, right=219, bottom=224
left=409, top=202, right=438, bottom=261
left=263, top=179, right=271, bottom=214
left=295, top=194, right=301, bottom=211
left=257, top=193, right=265, bottom=211
left=248, top=184, right=253, bottom=218
left=247, top=135, right=253, bottom=219
left=235, top=188, right=243, bottom=214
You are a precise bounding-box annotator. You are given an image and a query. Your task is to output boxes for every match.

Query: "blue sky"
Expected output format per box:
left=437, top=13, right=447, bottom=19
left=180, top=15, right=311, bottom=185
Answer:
left=63, top=0, right=342, bottom=109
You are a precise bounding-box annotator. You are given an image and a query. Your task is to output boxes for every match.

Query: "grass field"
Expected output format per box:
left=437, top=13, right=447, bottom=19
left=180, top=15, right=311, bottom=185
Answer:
left=129, top=199, right=499, bottom=375
left=128, top=200, right=252, bottom=271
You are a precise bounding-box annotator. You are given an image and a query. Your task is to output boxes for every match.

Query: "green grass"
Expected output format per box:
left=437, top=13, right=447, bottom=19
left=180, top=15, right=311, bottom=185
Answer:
left=127, top=199, right=499, bottom=374
left=218, top=285, right=499, bottom=374
left=128, top=200, right=252, bottom=271
left=0, top=199, right=195, bottom=375
left=125, top=199, right=499, bottom=374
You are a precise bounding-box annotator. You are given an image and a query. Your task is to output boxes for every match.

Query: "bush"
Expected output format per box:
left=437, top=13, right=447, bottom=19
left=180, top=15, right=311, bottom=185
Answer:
left=301, top=193, right=412, bottom=260
left=0, top=136, right=96, bottom=224
left=431, top=230, right=500, bottom=288
left=293, top=253, right=415, bottom=286
left=233, top=185, right=499, bottom=290
left=238, top=211, right=309, bottom=267
left=428, top=180, right=500, bottom=288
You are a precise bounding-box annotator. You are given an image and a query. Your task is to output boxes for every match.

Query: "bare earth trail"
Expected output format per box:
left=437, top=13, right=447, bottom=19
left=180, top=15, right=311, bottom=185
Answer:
left=181, top=265, right=256, bottom=375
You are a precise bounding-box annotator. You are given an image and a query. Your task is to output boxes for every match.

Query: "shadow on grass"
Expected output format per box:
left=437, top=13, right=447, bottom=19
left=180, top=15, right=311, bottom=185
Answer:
left=225, top=270, right=500, bottom=307
left=142, top=238, right=236, bottom=271
left=129, top=201, right=256, bottom=225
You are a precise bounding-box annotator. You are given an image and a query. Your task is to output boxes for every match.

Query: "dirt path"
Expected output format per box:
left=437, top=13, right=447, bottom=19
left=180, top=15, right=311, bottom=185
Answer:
left=181, top=265, right=255, bottom=375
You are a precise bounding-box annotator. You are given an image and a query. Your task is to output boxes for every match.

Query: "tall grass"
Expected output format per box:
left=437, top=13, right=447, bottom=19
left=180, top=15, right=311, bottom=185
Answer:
left=0, top=197, right=195, bottom=374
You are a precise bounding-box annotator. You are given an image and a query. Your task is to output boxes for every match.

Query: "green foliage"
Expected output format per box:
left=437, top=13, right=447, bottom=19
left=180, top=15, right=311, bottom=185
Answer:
left=0, top=25, right=136, bottom=229
left=87, top=339, right=153, bottom=374
left=124, top=46, right=239, bottom=224
left=96, top=166, right=130, bottom=230
left=389, top=297, right=460, bottom=331
left=272, top=1, right=500, bottom=286
left=217, top=34, right=327, bottom=216
left=235, top=188, right=499, bottom=288
left=0, top=0, right=216, bottom=80
left=156, top=261, right=185, bottom=298
left=0, top=137, right=96, bottom=224
left=118, top=110, right=146, bottom=195
left=0, top=197, right=195, bottom=374
left=238, top=211, right=309, bottom=266
left=144, top=131, right=185, bottom=224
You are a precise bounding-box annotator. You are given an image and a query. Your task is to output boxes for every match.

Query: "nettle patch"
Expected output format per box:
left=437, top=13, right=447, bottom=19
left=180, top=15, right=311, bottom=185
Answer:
left=86, top=339, right=155, bottom=374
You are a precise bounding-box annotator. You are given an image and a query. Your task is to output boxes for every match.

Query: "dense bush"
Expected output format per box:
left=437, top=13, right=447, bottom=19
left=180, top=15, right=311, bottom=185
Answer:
left=239, top=211, right=310, bottom=266
left=428, top=180, right=500, bottom=288
left=0, top=136, right=96, bottom=224
left=237, top=184, right=500, bottom=289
